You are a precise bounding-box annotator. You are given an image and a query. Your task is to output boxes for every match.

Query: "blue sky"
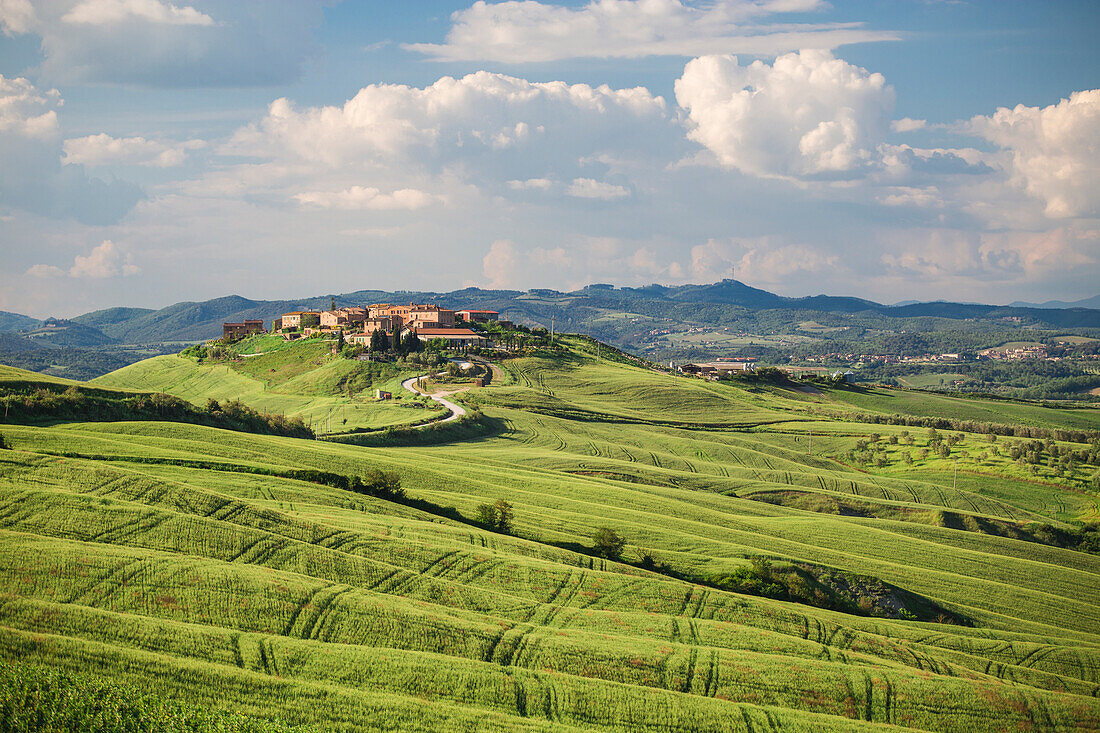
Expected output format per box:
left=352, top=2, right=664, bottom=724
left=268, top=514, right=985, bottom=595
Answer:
left=1, top=0, right=1097, bottom=317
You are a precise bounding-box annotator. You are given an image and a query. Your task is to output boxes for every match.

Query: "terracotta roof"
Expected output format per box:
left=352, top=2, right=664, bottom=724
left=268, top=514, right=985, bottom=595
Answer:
left=406, top=328, right=485, bottom=337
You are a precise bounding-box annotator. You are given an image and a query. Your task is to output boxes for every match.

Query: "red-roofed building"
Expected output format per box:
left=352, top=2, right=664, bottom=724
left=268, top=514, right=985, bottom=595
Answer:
left=222, top=320, right=264, bottom=341
left=402, top=327, right=488, bottom=348
left=455, top=309, right=499, bottom=323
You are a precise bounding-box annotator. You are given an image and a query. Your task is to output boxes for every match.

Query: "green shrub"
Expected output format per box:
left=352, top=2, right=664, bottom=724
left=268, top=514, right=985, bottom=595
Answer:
left=592, top=527, right=625, bottom=560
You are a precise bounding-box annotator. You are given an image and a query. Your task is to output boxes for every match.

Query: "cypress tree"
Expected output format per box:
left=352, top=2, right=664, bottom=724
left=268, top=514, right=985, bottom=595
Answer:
left=370, top=328, right=388, bottom=352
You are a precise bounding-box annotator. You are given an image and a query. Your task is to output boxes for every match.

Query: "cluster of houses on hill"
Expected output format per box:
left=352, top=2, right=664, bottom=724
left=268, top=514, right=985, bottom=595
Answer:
left=223, top=304, right=506, bottom=348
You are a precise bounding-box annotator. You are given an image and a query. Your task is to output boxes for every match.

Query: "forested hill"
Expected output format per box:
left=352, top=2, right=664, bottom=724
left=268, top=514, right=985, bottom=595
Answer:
left=4, top=279, right=1097, bottom=345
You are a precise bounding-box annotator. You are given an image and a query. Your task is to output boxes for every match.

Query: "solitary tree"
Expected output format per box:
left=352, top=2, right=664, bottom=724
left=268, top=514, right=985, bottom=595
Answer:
left=392, top=325, right=403, bottom=355
left=475, top=503, right=498, bottom=528
left=493, top=499, right=514, bottom=533
left=592, top=527, right=625, bottom=560
left=474, top=499, right=514, bottom=534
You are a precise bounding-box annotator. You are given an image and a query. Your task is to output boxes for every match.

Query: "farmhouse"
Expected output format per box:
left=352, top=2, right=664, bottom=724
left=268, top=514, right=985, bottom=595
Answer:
left=368, top=304, right=455, bottom=330
left=275, top=311, right=321, bottom=330
left=320, top=307, right=368, bottom=328
left=362, top=316, right=393, bottom=333
left=222, top=320, right=264, bottom=341
left=678, top=359, right=756, bottom=378
left=406, top=305, right=455, bottom=330
left=455, top=305, right=499, bottom=321
left=781, top=366, right=833, bottom=378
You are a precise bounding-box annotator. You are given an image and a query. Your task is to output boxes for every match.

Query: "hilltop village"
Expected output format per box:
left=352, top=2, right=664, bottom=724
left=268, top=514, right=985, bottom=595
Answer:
left=223, top=304, right=509, bottom=349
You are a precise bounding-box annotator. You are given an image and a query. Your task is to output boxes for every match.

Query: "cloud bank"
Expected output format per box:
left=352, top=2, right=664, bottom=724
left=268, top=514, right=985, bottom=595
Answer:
left=409, top=0, right=900, bottom=62
left=1, top=0, right=324, bottom=87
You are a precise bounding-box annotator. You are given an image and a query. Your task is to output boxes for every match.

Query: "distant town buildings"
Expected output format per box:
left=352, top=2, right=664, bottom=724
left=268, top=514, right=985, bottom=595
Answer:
left=232, top=302, right=499, bottom=350
left=320, top=307, right=367, bottom=328
left=399, top=327, right=487, bottom=348
left=456, top=309, right=499, bottom=323
left=222, top=320, right=264, bottom=341
left=368, top=304, right=457, bottom=330
left=678, top=359, right=756, bottom=378
left=979, top=346, right=1049, bottom=360
left=273, top=311, right=320, bottom=330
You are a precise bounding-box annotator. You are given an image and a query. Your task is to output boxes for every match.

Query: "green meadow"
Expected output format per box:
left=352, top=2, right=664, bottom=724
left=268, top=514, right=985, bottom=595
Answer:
left=1, top=335, right=1099, bottom=731
left=91, top=337, right=443, bottom=433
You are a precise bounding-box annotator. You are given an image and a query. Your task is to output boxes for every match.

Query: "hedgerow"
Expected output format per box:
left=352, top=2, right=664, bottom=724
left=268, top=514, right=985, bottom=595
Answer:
left=0, top=384, right=312, bottom=439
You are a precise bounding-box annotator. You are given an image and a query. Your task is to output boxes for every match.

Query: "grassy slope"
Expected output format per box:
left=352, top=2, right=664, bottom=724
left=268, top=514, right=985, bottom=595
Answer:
left=90, top=341, right=442, bottom=432
left=0, top=363, right=83, bottom=388
left=1, top=341, right=1098, bottom=730
left=818, top=384, right=1100, bottom=431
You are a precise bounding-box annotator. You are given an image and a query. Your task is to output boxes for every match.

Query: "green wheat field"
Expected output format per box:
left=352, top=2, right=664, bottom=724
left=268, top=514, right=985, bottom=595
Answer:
left=1, top=335, right=1098, bottom=731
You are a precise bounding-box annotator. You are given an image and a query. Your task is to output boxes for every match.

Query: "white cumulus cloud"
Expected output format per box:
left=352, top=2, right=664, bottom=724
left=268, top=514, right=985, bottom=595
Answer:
left=0, top=76, right=60, bottom=139
left=890, top=117, right=926, bottom=133
left=63, top=133, right=205, bottom=167
left=968, top=89, right=1100, bottom=218
left=62, top=0, right=214, bottom=26
left=4, top=1, right=323, bottom=87
left=0, top=76, right=141, bottom=223
left=675, top=50, right=895, bottom=179
left=482, top=239, right=521, bottom=289
left=227, top=71, right=668, bottom=169
left=566, top=177, right=629, bottom=199
left=507, top=177, right=554, bottom=190
left=26, top=263, right=66, bottom=278
left=69, top=239, right=140, bottom=278
left=294, top=186, right=437, bottom=211
left=408, top=0, right=899, bottom=63
left=687, top=237, right=841, bottom=286
left=0, top=0, right=36, bottom=35
left=29, top=240, right=140, bottom=280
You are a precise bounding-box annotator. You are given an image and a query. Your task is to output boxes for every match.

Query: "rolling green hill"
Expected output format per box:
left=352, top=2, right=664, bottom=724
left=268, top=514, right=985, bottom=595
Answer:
left=91, top=337, right=444, bottom=433
left=0, top=337, right=1098, bottom=731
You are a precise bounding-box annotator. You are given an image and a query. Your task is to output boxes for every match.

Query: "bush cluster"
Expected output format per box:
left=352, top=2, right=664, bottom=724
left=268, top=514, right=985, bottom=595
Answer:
left=851, top=411, right=1098, bottom=444
left=0, top=385, right=312, bottom=439
left=475, top=499, right=514, bottom=533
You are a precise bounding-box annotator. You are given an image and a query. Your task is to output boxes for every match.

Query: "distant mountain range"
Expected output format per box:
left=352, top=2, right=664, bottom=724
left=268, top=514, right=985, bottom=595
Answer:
left=2, top=279, right=1098, bottom=345
left=0, top=311, right=40, bottom=333
left=1010, top=295, right=1100, bottom=310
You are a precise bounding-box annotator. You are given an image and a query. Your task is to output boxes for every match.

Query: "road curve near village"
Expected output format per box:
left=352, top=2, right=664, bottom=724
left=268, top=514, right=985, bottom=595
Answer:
left=401, top=374, right=467, bottom=425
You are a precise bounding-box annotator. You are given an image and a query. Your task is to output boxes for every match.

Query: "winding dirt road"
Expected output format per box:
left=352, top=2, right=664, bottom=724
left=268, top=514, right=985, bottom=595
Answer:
left=401, top=374, right=467, bottom=424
